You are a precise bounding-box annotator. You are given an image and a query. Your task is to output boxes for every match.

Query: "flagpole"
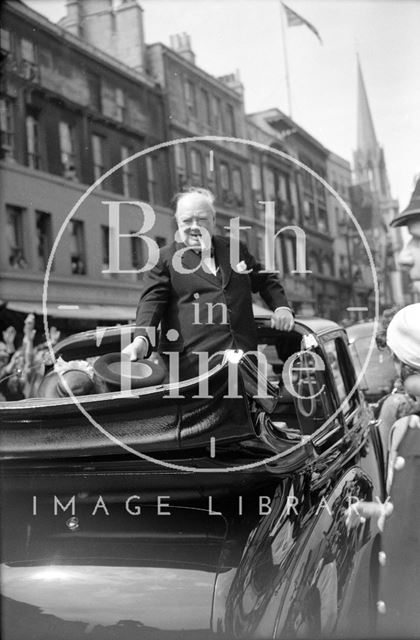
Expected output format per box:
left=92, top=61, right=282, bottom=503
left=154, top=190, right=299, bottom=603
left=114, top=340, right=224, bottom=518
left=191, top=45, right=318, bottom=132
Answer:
left=280, top=1, right=293, bottom=118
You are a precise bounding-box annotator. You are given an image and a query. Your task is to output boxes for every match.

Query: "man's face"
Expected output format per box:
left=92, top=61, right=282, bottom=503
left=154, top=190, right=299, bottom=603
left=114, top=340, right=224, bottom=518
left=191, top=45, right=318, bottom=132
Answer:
left=175, top=194, right=215, bottom=248
left=408, top=219, right=420, bottom=238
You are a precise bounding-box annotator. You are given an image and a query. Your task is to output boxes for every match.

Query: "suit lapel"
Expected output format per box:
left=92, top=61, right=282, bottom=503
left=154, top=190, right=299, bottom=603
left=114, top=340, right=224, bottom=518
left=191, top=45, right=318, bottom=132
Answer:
left=175, top=242, right=222, bottom=287
left=213, top=236, right=232, bottom=288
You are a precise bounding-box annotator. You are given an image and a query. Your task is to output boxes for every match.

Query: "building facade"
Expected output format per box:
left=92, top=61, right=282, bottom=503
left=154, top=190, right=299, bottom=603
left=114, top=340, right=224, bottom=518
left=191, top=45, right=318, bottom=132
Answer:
left=327, top=152, right=373, bottom=320
left=2, top=1, right=390, bottom=332
left=245, top=115, right=314, bottom=316
left=0, top=0, right=170, bottom=327
left=147, top=37, right=254, bottom=249
left=248, top=109, right=348, bottom=321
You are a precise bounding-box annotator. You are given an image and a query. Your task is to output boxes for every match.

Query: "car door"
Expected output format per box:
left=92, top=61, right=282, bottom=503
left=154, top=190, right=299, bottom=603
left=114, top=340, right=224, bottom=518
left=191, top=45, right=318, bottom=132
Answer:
left=224, top=329, right=386, bottom=638
left=316, top=330, right=385, bottom=490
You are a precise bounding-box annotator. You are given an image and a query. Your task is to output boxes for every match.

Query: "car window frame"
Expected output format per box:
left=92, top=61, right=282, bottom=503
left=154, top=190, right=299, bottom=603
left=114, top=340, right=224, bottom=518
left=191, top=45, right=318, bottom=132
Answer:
left=320, top=330, right=359, bottom=420
left=255, top=323, right=344, bottom=439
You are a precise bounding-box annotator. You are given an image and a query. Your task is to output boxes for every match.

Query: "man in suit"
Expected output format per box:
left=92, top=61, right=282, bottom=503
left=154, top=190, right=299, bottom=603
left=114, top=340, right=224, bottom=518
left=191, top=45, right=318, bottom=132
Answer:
left=122, top=187, right=294, bottom=381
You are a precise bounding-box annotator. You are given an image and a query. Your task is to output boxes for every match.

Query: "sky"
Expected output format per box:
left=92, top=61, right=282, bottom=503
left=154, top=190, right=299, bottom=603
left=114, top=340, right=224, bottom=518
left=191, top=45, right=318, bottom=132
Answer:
left=24, top=0, right=420, bottom=209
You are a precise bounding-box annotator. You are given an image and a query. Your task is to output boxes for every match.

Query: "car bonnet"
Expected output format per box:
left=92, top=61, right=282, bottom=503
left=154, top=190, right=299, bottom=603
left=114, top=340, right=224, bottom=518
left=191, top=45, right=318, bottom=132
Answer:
left=1, top=502, right=236, bottom=638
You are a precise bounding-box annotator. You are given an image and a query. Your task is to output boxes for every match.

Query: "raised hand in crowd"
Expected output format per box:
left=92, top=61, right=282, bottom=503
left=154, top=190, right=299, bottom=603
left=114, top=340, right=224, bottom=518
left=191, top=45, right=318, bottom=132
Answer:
left=2, top=326, right=16, bottom=356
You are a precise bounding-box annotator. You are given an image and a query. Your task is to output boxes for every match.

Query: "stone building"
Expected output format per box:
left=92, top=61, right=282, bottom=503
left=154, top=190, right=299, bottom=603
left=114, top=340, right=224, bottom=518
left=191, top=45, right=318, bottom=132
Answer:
left=147, top=36, right=254, bottom=249
left=327, top=152, right=373, bottom=320
left=248, top=109, right=344, bottom=320
left=245, top=114, right=313, bottom=316
left=0, top=0, right=169, bottom=328
left=2, top=0, right=388, bottom=332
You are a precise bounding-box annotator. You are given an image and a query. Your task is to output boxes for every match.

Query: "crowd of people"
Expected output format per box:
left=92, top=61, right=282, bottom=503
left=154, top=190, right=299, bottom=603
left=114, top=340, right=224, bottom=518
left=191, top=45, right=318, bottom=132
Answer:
left=373, top=305, right=420, bottom=449
left=346, top=303, right=420, bottom=526
left=0, top=315, right=61, bottom=402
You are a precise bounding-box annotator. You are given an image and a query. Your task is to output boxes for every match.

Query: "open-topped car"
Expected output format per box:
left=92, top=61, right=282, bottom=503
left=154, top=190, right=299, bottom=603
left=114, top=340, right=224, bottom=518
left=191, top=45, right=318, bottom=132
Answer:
left=1, top=316, right=399, bottom=639
left=0, top=317, right=379, bottom=481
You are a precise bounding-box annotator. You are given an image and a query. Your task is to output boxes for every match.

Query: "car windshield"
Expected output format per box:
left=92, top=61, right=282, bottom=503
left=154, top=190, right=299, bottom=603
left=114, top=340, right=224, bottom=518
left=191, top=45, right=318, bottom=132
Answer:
left=349, top=335, right=395, bottom=396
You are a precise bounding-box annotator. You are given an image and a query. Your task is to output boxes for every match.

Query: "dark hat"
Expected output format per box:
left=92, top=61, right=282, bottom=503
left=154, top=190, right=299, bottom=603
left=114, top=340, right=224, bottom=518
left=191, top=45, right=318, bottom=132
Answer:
left=37, top=368, right=95, bottom=399
left=93, top=353, right=166, bottom=390
left=390, top=176, right=420, bottom=227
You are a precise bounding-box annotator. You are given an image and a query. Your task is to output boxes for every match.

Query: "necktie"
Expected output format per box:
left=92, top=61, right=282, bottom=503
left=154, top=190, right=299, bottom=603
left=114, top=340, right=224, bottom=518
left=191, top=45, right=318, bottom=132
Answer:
left=191, top=246, right=220, bottom=279
left=191, top=247, right=214, bottom=257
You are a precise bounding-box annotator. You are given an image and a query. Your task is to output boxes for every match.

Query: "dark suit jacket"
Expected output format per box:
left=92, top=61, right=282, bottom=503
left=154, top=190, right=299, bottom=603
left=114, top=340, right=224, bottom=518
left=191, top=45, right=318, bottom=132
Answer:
left=134, top=235, right=290, bottom=378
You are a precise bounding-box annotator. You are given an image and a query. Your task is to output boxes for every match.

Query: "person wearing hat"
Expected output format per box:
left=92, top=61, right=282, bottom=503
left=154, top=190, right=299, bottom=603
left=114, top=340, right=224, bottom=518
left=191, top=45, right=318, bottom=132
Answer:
left=345, top=305, right=420, bottom=636
left=375, top=304, right=420, bottom=451
left=347, top=304, right=420, bottom=495
left=347, top=304, right=420, bottom=519
left=122, top=187, right=294, bottom=382
left=376, top=304, right=420, bottom=637
left=374, top=305, right=420, bottom=452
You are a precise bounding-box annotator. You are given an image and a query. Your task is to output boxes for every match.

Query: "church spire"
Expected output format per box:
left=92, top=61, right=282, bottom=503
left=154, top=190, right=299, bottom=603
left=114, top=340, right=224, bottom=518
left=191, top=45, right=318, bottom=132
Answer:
left=356, top=56, right=378, bottom=155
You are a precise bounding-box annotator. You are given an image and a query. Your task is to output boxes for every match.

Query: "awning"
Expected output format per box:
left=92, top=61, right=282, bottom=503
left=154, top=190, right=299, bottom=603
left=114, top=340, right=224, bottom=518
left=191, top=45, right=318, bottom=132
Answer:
left=5, top=301, right=276, bottom=321
left=4, top=301, right=136, bottom=321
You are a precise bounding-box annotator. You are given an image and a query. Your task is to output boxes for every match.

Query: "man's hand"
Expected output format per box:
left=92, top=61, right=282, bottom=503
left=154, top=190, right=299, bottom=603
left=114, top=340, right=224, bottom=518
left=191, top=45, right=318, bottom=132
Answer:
left=121, top=336, right=148, bottom=362
left=271, top=308, right=294, bottom=331
left=345, top=497, right=393, bottom=533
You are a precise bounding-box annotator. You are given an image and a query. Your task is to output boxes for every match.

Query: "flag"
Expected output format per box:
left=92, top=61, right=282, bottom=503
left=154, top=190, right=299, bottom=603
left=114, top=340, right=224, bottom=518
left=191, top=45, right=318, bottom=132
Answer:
left=282, top=3, right=323, bottom=45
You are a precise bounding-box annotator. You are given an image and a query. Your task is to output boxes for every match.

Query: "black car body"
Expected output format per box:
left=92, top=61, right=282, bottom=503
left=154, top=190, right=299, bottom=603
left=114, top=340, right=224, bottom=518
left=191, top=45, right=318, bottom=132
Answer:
left=0, top=317, right=388, bottom=638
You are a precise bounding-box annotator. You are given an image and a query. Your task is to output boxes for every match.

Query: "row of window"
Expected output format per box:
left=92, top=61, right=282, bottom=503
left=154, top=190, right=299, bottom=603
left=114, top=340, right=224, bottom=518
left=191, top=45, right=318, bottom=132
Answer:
left=0, top=29, right=352, bottom=229
left=1, top=27, right=39, bottom=81
left=1, top=29, right=142, bottom=128
left=338, top=253, right=364, bottom=282
left=6, top=205, right=52, bottom=272
left=5, top=202, right=324, bottom=280
left=299, top=154, right=330, bottom=232
left=1, top=28, right=241, bottom=141
left=1, top=105, right=340, bottom=238
left=182, top=77, right=236, bottom=135
left=1, top=28, right=35, bottom=63
left=300, top=155, right=328, bottom=205
left=174, top=146, right=244, bottom=207
left=252, top=234, right=334, bottom=278
left=251, top=164, right=296, bottom=221
left=4, top=203, right=167, bottom=280
left=63, top=123, right=158, bottom=199
left=1, top=97, right=159, bottom=199
left=308, top=251, right=335, bottom=277
left=1, top=100, right=338, bottom=236
left=1, top=28, right=235, bottom=137
left=91, top=132, right=158, bottom=200
left=1, top=96, right=321, bottom=227
left=0, top=92, right=233, bottom=202
left=254, top=232, right=323, bottom=277
left=302, top=199, right=330, bottom=234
